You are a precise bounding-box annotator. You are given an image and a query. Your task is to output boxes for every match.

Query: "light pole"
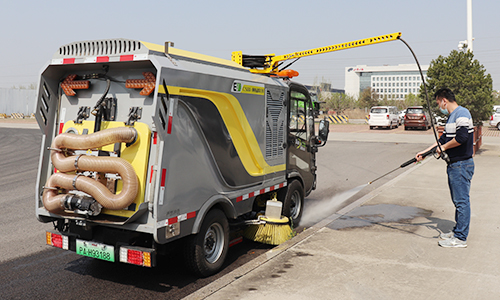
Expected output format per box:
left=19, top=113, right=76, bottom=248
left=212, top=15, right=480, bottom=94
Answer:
left=459, top=0, right=473, bottom=51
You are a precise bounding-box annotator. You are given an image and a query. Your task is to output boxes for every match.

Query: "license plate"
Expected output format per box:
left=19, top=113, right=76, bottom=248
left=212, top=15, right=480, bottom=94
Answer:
left=76, top=239, right=115, bottom=262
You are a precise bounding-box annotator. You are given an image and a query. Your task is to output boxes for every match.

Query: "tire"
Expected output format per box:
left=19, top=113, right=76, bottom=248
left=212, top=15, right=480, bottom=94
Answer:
left=497, top=122, right=500, bottom=131
left=282, top=180, right=304, bottom=227
left=369, top=126, right=374, bottom=130
left=404, top=126, right=408, bottom=131
left=184, top=209, right=229, bottom=277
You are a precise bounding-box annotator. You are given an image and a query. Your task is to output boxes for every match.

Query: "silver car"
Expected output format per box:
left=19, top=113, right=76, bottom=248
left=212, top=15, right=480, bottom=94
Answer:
left=490, top=106, right=500, bottom=130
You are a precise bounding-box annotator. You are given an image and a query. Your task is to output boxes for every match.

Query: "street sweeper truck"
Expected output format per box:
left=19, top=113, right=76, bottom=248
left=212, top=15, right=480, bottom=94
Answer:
left=35, top=33, right=400, bottom=276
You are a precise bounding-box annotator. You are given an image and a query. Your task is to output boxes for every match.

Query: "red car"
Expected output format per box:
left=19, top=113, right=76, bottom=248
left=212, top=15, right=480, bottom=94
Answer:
left=404, top=106, right=431, bottom=130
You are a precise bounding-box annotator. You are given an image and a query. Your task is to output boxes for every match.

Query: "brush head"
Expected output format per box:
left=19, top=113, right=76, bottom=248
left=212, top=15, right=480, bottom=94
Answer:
left=243, top=216, right=294, bottom=245
left=260, top=216, right=290, bottom=224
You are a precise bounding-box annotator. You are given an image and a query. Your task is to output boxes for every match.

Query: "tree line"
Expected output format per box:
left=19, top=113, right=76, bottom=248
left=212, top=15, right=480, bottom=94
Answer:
left=320, top=49, right=499, bottom=123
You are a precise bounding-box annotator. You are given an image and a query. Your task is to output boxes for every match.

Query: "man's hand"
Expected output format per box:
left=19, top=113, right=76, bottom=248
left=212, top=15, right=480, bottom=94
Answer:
left=415, top=143, right=438, bottom=162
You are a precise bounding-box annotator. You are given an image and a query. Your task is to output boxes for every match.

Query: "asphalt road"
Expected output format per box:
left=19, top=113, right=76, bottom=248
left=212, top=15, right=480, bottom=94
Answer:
left=0, top=126, right=429, bottom=299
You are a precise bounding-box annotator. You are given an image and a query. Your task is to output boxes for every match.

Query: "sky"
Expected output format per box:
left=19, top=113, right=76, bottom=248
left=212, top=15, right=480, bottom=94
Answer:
left=1, top=0, right=499, bottom=91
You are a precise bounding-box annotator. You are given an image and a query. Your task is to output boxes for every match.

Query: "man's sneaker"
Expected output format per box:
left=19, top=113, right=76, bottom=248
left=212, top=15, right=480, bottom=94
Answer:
left=438, top=237, right=467, bottom=248
left=440, top=231, right=454, bottom=240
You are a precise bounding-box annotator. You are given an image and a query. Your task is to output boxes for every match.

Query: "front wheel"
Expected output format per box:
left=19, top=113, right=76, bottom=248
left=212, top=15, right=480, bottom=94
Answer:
left=282, top=180, right=305, bottom=226
left=497, top=122, right=500, bottom=131
left=184, top=209, right=229, bottom=277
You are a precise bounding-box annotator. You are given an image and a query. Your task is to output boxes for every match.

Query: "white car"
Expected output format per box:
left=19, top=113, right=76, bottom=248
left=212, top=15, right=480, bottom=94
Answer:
left=434, top=114, right=447, bottom=126
left=368, top=106, right=399, bottom=129
left=398, top=110, right=406, bottom=125
left=490, top=106, right=500, bottom=130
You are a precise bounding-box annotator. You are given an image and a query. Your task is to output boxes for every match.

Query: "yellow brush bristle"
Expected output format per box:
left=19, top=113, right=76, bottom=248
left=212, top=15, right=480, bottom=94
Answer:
left=243, top=217, right=295, bottom=245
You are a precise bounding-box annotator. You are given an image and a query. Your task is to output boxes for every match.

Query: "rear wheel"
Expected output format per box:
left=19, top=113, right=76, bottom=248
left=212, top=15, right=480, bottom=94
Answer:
left=497, top=122, right=500, bottom=130
left=282, top=180, right=304, bottom=226
left=184, top=209, right=229, bottom=277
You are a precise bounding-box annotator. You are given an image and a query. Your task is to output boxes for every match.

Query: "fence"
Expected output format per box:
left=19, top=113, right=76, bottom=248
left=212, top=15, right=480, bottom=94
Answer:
left=0, top=89, right=37, bottom=116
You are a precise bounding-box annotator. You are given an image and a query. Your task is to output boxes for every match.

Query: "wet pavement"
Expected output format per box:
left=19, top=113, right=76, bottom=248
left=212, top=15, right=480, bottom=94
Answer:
left=328, top=204, right=432, bottom=230
left=188, top=136, right=500, bottom=300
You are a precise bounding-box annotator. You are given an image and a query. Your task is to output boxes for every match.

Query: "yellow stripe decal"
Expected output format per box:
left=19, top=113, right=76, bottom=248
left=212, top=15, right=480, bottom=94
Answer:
left=161, top=85, right=285, bottom=176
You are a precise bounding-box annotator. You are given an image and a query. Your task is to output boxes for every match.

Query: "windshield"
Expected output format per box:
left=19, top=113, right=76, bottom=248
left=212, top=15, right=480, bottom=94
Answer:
left=370, top=108, right=387, bottom=113
left=407, top=108, right=424, bottom=114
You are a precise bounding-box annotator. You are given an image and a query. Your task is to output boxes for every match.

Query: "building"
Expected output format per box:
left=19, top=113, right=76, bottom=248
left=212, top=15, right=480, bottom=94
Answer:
left=344, top=64, right=428, bottom=99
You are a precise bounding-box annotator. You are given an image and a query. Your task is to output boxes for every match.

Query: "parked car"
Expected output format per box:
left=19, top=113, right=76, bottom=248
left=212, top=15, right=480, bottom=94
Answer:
left=398, top=110, right=406, bottom=125
left=404, top=106, right=431, bottom=130
left=433, top=113, right=447, bottom=126
left=368, top=106, right=399, bottom=129
left=489, top=106, right=500, bottom=130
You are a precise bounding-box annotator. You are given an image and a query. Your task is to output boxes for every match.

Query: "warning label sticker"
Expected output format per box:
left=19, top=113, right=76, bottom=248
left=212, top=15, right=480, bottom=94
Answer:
left=231, top=81, right=265, bottom=95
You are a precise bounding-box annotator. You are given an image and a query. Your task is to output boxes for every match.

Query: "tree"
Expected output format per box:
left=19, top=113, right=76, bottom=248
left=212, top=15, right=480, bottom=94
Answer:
left=357, top=87, right=379, bottom=109
left=323, top=92, right=356, bottom=114
left=493, top=90, right=500, bottom=105
left=422, top=50, right=494, bottom=125
left=402, top=93, right=422, bottom=108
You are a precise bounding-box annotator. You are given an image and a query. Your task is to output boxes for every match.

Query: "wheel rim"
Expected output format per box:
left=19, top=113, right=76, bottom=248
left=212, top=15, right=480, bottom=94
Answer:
left=204, top=223, right=224, bottom=264
left=289, top=190, right=302, bottom=220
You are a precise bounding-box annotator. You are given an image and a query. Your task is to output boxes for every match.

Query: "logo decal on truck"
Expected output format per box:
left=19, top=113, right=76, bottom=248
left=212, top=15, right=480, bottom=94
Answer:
left=232, top=80, right=265, bottom=95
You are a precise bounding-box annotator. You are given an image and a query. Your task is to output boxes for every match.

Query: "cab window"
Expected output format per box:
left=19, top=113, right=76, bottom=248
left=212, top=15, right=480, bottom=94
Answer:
left=289, top=90, right=309, bottom=140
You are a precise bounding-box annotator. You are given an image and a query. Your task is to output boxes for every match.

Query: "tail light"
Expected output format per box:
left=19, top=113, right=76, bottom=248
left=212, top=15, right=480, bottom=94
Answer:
left=46, top=231, right=69, bottom=250
left=386, top=114, right=389, bottom=119
left=119, top=246, right=155, bottom=267
left=491, top=115, right=494, bottom=121
left=423, top=115, right=426, bottom=120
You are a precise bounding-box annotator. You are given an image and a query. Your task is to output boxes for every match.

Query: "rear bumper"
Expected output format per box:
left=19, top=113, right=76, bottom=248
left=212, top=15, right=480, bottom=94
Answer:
left=368, top=120, right=390, bottom=126
left=405, top=120, right=428, bottom=127
left=45, top=229, right=156, bottom=267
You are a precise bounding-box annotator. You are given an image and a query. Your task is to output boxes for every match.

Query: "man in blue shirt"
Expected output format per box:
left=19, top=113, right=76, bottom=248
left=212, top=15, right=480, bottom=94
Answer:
left=416, top=88, right=474, bottom=248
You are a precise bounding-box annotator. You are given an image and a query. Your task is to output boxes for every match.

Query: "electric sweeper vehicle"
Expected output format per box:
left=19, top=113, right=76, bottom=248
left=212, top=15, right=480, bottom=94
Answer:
left=35, top=33, right=401, bottom=276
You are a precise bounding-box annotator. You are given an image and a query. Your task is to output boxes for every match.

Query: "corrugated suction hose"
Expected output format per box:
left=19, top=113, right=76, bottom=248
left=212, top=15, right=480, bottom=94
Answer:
left=43, top=127, right=139, bottom=214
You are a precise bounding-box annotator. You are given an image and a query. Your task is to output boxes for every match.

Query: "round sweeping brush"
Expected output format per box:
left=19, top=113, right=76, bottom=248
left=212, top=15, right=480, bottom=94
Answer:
left=243, top=194, right=295, bottom=245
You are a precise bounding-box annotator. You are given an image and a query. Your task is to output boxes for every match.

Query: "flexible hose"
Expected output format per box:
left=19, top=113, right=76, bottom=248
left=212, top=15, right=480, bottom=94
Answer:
left=399, top=38, right=445, bottom=156
left=43, top=127, right=139, bottom=213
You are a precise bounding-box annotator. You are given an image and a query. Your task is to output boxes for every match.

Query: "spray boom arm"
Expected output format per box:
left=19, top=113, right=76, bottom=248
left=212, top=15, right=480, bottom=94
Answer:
left=231, top=32, right=402, bottom=75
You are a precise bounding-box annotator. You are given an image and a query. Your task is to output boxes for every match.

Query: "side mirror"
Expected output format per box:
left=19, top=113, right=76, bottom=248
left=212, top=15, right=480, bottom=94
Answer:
left=316, top=119, right=329, bottom=146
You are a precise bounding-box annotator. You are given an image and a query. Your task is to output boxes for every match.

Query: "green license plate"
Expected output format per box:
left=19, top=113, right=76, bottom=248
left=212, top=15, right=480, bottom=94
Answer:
left=76, top=239, right=115, bottom=262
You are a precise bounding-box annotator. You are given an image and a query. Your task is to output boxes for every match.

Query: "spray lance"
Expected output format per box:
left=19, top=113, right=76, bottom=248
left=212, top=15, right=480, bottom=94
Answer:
left=368, top=145, right=448, bottom=185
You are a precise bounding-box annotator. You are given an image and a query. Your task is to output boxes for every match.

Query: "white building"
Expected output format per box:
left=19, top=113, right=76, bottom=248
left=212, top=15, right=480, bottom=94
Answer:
left=344, top=64, right=428, bottom=99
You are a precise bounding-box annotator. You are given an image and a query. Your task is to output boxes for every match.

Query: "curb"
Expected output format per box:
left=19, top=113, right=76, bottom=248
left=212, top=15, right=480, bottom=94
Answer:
left=184, top=157, right=432, bottom=300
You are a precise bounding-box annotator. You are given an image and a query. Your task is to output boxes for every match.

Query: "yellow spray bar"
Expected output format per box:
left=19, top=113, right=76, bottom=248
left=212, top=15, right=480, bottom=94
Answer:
left=232, top=32, right=402, bottom=74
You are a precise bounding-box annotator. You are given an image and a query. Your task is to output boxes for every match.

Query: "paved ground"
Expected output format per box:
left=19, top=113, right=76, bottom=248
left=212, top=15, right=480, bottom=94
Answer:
left=187, top=126, right=500, bottom=300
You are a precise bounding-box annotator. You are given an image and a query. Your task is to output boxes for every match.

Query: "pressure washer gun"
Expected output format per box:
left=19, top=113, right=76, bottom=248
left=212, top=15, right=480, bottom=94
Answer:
left=400, top=145, right=449, bottom=167
left=369, top=145, right=449, bottom=185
